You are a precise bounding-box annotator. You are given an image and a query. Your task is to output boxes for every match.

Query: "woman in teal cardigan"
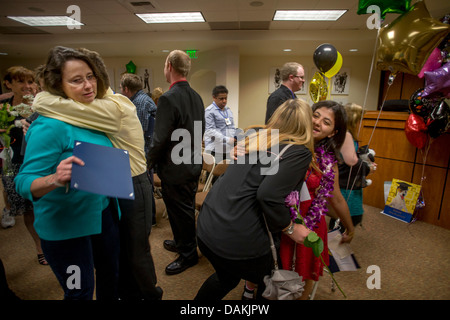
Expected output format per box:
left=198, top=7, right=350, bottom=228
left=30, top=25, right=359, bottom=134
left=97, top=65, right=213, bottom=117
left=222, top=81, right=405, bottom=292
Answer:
left=15, top=46, right=120, bottom=300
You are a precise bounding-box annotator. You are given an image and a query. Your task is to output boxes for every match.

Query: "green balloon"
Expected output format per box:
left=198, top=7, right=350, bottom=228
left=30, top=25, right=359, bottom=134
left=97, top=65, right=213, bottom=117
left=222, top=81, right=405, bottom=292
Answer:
left=126, top=60, right=137, bottom=74
left=357, top=0, right=411, bottom=19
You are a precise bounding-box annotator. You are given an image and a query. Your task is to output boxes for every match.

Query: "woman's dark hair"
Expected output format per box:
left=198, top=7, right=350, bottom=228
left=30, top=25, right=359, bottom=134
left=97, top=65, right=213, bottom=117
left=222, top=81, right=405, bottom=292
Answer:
left=312, top=100, right=347, bottom=160
left=44, top=46, right=109, bottom=99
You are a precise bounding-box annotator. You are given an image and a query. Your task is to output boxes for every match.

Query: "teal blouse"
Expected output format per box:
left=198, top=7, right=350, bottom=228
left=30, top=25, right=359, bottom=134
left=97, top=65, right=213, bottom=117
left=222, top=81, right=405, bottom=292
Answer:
left=15, top=116, right=114, bottom=241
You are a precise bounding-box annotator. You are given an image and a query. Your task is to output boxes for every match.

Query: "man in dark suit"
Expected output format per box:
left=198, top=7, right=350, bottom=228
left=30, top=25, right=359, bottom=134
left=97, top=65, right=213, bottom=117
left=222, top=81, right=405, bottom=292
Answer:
left=148, top=50, right=205, bottom=275
left=265, top=62, right=305, bottom=124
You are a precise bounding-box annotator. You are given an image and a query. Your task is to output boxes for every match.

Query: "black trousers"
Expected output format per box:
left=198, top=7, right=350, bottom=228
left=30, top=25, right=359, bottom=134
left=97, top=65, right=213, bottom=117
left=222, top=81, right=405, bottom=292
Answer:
left=161, top=178, right=199, bottom=259
left=118, top=172, right=159, bottom=300
left=0, top=258, right=19, bottom=300
left=194, top=238, right=273, bottom=300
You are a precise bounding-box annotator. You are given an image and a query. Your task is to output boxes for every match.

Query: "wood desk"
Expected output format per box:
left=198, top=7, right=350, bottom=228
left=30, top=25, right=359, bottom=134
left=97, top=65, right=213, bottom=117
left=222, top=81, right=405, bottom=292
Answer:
left=360, top=111, right=450, bottom=229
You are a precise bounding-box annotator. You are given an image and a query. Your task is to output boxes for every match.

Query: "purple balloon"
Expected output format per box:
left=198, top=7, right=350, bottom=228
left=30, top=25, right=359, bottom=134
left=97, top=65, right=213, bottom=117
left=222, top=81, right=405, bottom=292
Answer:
left=418, top=48, right=442, bottom=78
left=423, top=62, right=450, bottom=98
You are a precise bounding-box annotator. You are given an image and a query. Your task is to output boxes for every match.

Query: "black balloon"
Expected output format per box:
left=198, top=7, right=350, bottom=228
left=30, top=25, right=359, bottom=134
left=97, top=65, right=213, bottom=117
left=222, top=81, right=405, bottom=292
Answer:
left=409, top=87, right=441, bottom=122
left=313, top=44, right=338, bottom=73
left=426, top=100, right=450, bottom=138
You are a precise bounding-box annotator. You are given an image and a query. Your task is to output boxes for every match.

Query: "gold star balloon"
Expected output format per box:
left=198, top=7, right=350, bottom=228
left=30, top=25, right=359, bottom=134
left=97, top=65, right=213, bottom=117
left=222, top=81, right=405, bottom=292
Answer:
left=376, top=1, right=450, bottom=75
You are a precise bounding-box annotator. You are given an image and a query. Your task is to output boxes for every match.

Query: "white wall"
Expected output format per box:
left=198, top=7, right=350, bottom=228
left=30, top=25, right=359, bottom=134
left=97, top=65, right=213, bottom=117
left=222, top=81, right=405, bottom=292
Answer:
left=238, top=54, right=381, bottom=129
left=0, top=48, right=380, bottom=131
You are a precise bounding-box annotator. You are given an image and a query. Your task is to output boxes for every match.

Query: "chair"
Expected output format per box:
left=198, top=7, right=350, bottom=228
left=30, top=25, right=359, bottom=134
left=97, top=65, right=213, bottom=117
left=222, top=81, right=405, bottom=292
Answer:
left=195, top=159, right=230, bottom=217
left=152, top=172, right=169, bottom=219
left=197, top=153, right=215, bottom=192
left=156, top=153, right=216, bottom=219
left=153, top=172, right=162, bottom=198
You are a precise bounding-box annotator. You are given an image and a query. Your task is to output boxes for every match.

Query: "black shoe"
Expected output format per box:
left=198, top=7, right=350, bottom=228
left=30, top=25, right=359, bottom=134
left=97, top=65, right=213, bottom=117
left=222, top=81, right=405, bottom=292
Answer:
left=165, top=255, right=198, bottom=275
left=163, top=239, right=178, bottom=253
left=154, top=286, right=163, bottom=300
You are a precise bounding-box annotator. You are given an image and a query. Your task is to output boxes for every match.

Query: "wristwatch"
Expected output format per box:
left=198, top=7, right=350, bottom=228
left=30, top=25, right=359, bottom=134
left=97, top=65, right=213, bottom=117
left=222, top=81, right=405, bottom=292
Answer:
left=283, top=223, right=294, bottom=235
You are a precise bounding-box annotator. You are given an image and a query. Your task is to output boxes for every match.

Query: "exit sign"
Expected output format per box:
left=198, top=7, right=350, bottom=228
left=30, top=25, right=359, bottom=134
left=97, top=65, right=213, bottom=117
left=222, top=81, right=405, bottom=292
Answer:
left=186, top=50, right=198, bottom=59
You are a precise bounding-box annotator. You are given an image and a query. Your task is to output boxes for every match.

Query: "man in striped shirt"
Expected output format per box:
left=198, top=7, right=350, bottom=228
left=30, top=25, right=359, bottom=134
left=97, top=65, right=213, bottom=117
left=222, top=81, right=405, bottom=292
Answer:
left=120, top=73, right=157, bottom=158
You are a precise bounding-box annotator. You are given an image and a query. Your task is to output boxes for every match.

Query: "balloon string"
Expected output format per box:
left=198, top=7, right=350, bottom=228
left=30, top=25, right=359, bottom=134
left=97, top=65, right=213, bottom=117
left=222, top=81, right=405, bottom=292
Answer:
left=418, top=137, right=431, bottom=189
left=345, top=30, right=380, bottom=195
left=327, top=77, right=332, bottom=100
left=357, top=28, right=380, bottom=139
left=411, top=138, right=431, bottom=223
left=366, top=72, right=395, bottom=148
left=344, top=73, right=395, bottom=201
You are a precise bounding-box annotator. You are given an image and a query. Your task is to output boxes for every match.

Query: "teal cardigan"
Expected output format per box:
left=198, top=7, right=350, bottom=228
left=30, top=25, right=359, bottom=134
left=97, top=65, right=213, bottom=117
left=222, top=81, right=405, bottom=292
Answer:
left=15, top=116, right=115, bottom=241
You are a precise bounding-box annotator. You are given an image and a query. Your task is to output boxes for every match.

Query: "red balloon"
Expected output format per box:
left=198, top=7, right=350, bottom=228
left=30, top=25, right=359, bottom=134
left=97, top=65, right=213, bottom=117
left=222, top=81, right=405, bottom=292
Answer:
left=405, top=114, right=428, bottom=149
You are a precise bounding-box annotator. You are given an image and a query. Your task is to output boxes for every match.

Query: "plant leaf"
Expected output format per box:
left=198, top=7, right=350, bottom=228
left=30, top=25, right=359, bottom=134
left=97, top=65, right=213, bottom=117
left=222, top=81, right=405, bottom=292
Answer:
left=312, top=238, right=324, bottom=257
left=307, top=232, right=319, bottom=243
left=303, top=232, right=324, bottom=257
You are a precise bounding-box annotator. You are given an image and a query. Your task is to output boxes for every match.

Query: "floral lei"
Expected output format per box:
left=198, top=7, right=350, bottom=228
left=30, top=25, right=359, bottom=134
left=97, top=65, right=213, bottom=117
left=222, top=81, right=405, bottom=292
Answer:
left=287, top=145, right=337, bottom=230
left=284, top=145, right=346, bottom=298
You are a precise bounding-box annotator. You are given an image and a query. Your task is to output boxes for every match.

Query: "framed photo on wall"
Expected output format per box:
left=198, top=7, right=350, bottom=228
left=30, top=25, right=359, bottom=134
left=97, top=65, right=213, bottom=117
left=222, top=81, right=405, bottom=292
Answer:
left=269, top=67, right=307, bottom=95
left=331, top=68, right=350, bottom=95
left=269, top=67, right=282, bottom=94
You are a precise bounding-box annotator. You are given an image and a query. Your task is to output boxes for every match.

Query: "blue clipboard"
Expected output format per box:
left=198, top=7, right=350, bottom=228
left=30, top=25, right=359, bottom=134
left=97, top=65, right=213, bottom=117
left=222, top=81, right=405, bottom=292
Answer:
left=71, top=140, right=135, bottom=200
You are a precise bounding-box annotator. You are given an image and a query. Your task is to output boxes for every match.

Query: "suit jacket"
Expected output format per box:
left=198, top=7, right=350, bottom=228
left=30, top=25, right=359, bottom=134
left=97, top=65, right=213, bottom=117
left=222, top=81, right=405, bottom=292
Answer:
left=148, top=81, right=205, bottom=184
left=265, top=84, right=295, bottom=124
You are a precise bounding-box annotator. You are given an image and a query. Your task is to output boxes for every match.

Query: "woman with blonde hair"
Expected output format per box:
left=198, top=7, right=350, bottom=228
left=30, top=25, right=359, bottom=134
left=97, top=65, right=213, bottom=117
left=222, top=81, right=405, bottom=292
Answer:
left=151, top=87, right=163, bottom=105
left=195, top=99, right=313, bottom=300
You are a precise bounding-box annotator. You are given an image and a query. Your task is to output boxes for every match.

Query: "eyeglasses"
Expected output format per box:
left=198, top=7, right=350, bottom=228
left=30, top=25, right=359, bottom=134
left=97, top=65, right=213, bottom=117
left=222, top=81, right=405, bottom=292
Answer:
left=293, top=75, right=305, bottom=80
left=67, top=74, right=97, bottom=86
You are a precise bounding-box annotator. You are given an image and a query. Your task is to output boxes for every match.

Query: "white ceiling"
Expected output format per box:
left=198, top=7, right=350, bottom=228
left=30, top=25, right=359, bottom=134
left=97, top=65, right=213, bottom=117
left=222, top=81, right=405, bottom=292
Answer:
left=0, top=0, right=448, bottom=59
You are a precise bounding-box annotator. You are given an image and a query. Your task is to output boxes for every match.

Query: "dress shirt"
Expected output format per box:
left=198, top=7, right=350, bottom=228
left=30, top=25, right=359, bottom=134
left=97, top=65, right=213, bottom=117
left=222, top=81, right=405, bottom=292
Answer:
left=204, top=102, right=236, bottom=153
left=130, top=89, right=156, bottom=135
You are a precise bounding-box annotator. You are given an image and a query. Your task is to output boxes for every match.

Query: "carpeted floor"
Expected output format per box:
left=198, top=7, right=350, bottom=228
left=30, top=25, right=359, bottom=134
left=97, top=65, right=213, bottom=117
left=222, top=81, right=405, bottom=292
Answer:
left=1, top=192, right=450, bottom=301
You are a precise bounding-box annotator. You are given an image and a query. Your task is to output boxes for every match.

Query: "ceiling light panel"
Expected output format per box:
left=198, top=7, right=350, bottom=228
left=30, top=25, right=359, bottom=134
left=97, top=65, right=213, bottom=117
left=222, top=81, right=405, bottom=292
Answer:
left=7, top=16, right=84, bottom=26
left=136, top=12, right=205, bottom=23
left=273, top=10, right=347, bottom=21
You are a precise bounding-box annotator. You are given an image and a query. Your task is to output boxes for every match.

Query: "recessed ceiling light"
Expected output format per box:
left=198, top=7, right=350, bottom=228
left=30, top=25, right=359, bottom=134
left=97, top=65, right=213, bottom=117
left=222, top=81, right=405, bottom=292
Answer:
left=136, top=12, right=205, bottom=23
left=283, top=49, right=292, bottom=52
left=273, top=10, right=347, bottom=21
left=7, top=16, right=83, bottom=26
left=349, top=49, right=358, bottom=52
left=28, top=7, right=45, bottom=13
left=250, top=1, right=264, bottom=7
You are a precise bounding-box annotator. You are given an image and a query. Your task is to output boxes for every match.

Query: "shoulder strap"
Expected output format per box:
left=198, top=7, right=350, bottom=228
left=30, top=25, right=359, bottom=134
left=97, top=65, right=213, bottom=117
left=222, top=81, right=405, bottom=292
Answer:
left=263, top=143, right=293, bottom=270
left=275, top=143, right=293, bottom=161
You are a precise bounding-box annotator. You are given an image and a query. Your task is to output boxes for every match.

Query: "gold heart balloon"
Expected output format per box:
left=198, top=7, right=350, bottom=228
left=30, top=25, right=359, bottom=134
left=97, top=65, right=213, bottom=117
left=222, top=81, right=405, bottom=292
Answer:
left=376, top=1, right=450, bottom=75
left=309, top=71, right=328, bottom=103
